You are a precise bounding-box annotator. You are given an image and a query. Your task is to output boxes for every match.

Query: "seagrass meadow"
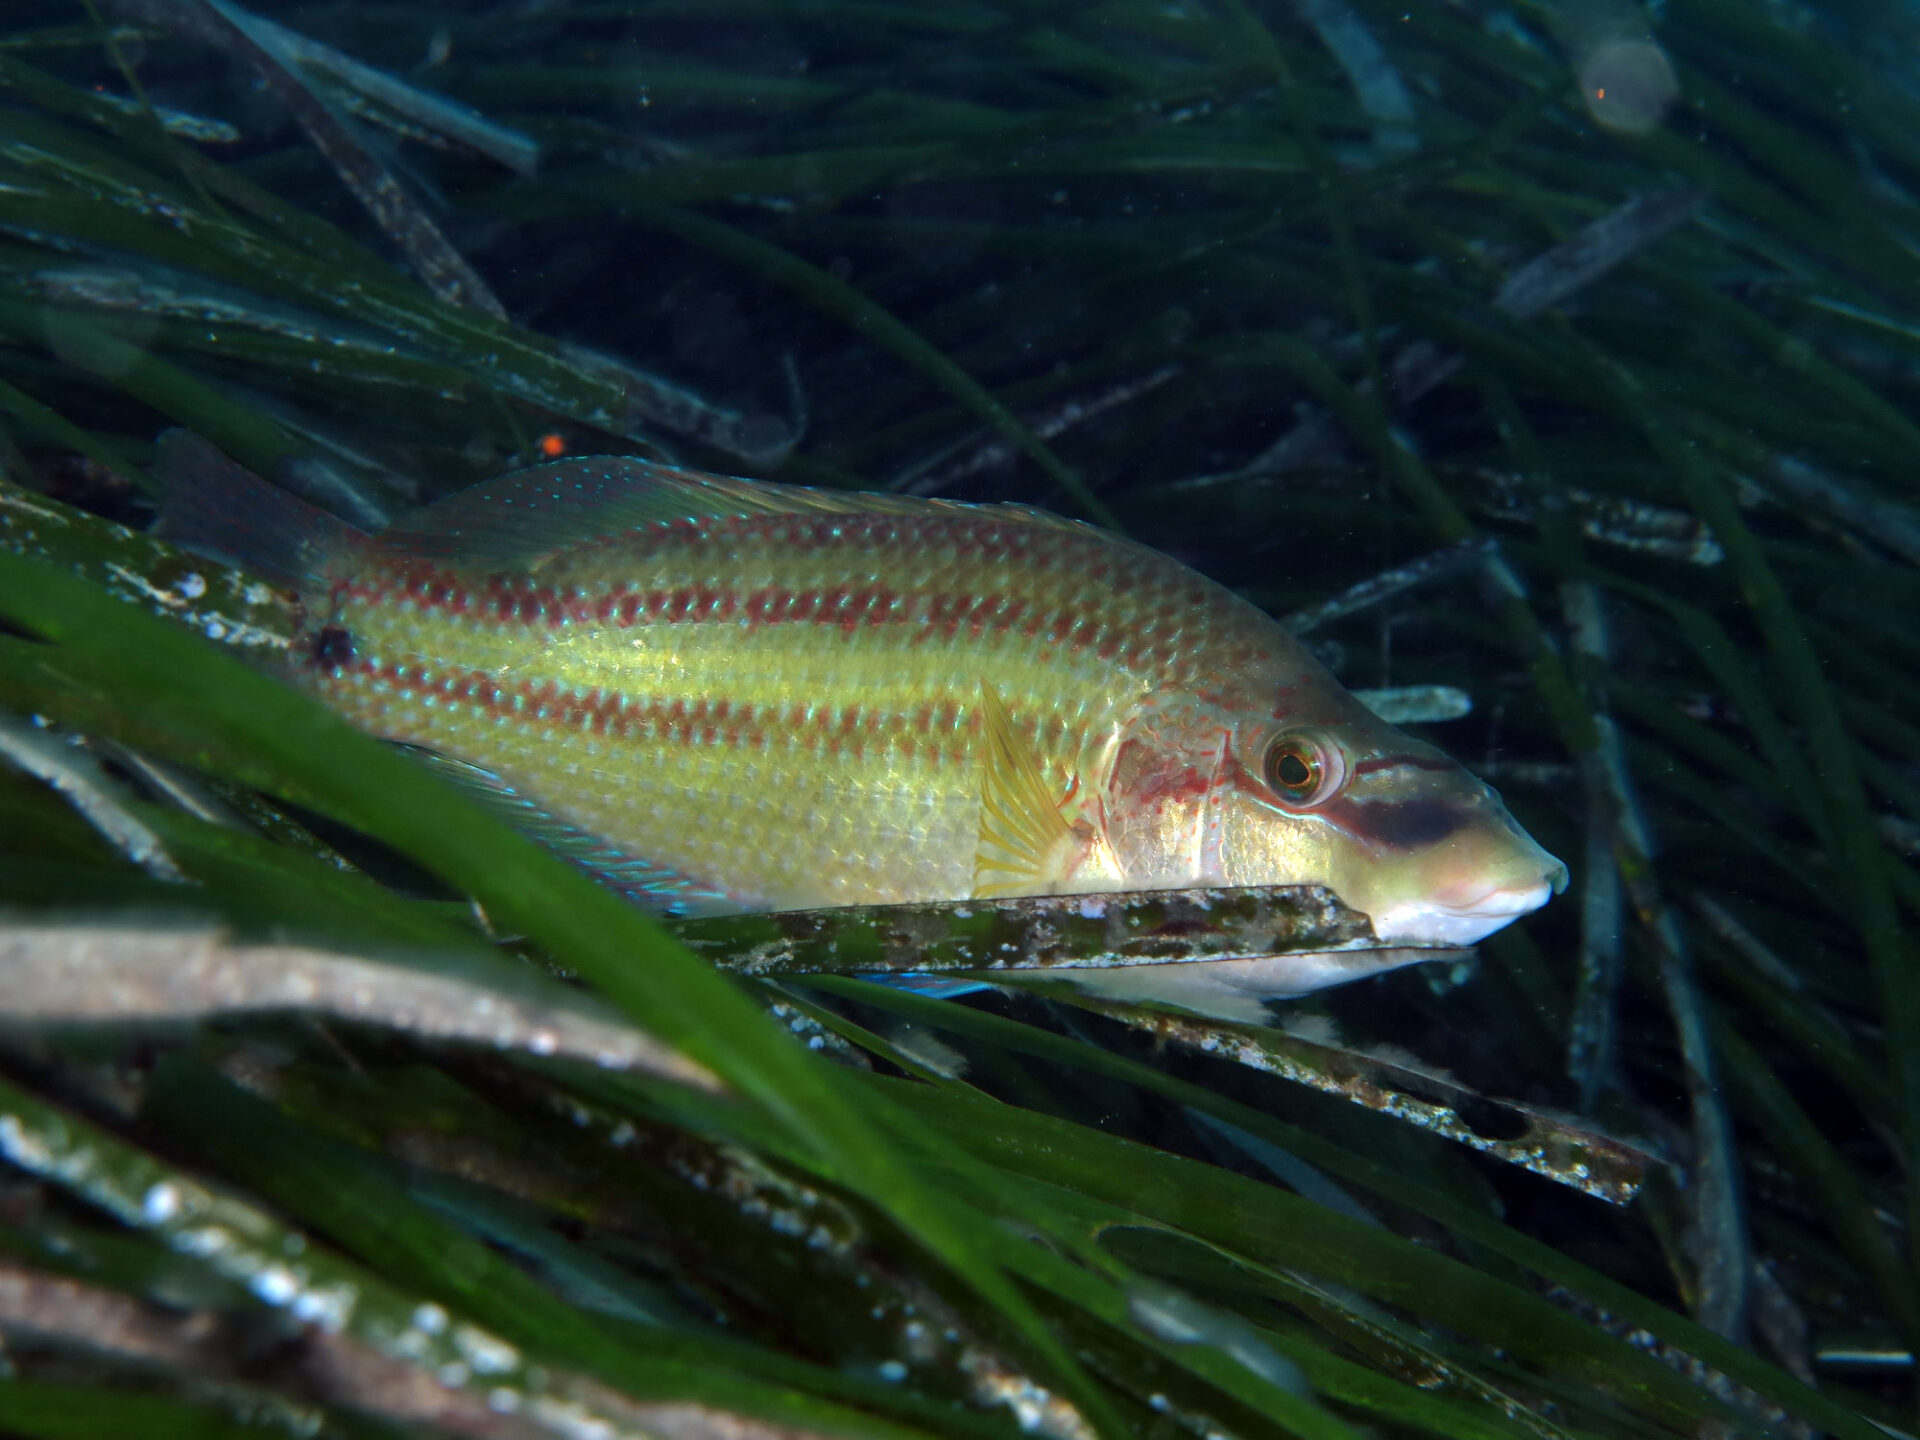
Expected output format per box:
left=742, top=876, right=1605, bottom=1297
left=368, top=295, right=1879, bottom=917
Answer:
left=0, top=1, right=1916, bottom=1437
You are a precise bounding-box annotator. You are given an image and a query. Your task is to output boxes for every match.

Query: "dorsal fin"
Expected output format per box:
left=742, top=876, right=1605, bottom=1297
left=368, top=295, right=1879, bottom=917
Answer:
left=971, top=678, right=1078, bottom=900
left=375, top=456, right=1107, bottom=572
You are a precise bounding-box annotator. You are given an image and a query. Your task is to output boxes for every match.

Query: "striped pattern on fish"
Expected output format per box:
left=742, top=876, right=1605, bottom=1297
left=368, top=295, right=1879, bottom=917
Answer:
left=312, top=508, right=1272, bottom=912
left=157, top=435, right=1567, bottom=958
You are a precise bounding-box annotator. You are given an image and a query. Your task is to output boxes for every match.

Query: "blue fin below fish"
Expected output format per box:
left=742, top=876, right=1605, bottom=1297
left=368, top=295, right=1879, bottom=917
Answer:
left=862, top=974, right=999, bottom=1000
left=398, top=746, right=738, bottom=917
left=861, top=947, right=1460, bottom=1013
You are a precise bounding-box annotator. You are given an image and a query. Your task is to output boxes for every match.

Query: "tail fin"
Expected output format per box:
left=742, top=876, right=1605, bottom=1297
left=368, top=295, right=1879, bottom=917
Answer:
left=154, top=431, right=367, bottom=591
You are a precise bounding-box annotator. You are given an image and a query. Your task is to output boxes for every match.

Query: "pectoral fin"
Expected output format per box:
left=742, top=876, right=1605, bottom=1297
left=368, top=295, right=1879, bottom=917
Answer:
left=972, top=679, right=1078, bottom=899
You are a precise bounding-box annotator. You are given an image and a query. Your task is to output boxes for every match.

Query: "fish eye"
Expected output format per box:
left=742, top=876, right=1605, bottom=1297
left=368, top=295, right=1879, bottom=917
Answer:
left=1261, top=732, right=1346, bottom=808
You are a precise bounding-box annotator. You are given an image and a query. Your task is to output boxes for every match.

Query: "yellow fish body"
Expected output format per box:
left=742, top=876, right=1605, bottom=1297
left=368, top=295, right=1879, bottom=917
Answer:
left=161, top=437, right=1565, bottom=971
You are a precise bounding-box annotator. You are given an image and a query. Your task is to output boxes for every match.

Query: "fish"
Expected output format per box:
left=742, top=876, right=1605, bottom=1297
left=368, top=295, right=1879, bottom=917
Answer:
left=157, top=432, right=1566, bottom=1004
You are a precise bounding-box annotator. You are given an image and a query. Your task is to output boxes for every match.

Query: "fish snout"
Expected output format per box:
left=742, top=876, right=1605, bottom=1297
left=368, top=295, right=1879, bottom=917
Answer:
left=1545, top=855, right=1571, bottom=895
left=1368, top=832, right=1568, bottom=948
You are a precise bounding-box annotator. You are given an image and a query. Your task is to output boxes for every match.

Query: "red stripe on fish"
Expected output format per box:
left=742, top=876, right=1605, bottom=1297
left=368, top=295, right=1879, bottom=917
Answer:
left=349, top=566, right=1191, bottom=674
left=330, top=657, right=1088, bottom=767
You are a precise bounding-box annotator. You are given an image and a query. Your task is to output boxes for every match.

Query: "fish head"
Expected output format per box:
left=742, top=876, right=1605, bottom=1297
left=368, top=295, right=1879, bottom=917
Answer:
left=1103, top=681, right=1567, bottom=947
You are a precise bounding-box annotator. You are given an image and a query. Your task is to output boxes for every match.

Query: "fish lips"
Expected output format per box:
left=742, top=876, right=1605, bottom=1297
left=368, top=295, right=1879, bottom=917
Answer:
left=1370, top=869, right=1564, bottom=947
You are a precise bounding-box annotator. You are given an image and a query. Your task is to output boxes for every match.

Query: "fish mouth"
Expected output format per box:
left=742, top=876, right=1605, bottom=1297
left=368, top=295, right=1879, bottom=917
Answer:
left=1369, top=875, right=1559, bottom=947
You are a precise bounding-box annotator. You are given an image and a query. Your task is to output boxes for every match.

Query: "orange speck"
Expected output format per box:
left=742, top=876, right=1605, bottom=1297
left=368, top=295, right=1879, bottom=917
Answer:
left=1596, top=87, right=1606, bottom=99
left=536, top=432, right=567, bottom=458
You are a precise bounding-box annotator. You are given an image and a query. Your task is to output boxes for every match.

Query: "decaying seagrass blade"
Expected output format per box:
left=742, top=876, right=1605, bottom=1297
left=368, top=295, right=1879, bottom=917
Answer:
left=672, top=883, right=1378, bottom=978
left=1069, top=997, right=1656, bottom=1205
left=102, top=0, right=510, bottom=320
left=0, top=924, right=722, bottom=1093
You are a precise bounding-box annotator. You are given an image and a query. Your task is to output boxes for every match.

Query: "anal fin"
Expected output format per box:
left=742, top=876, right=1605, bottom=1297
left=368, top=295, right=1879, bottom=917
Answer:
left=400, top=746, right=737, bottom=917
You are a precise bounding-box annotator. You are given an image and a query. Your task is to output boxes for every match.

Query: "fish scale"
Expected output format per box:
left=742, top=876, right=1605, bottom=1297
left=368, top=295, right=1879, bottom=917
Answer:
left=312, top=509, right=1257, bottom=911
